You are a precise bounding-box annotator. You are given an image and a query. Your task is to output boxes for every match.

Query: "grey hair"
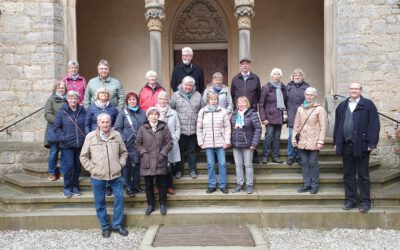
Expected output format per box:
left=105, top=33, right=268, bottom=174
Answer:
left=182, top=76, right=195, bottom=85
left=212, top=72, right=223, bottom=81
left=291, top=68, right=306, bottom=79
left=270, top=68, right=283, bottom=78
left=98, top=59, right=110, bottom=68
left=68, top=59, right=79, bottom=67
left=95, top=87, right=110, bottom=100
left=66, top=90, right=80, bottom=98
left=157, top=91, right=169, bottom=100
left=182, top=47, right=193, bottom=56
left=145, top=70, right=157, bottom=79
left=97, top=113, right=111, bottom=122
left=305, top=87, right=318, bottom=96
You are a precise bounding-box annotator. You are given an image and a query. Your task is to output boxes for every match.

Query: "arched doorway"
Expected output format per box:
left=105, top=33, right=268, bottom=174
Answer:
left=172, top=0, right=230, bottom=87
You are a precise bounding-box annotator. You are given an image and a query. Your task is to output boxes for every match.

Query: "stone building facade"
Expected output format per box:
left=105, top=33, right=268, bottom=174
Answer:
left=0, top=0, right=399, bottom=171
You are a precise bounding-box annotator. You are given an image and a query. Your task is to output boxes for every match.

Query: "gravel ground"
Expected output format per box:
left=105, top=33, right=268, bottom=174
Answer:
left=261, top=228, right=400, bottom=250
left=1, top=227, right=400, bottom=249
left=0, top=227, right=146, bottom=250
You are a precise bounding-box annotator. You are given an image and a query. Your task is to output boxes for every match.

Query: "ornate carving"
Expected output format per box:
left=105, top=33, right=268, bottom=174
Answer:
left=173, top=0, right=227, bottom=43
left=147, top=18, right=163, bottom=32
left=144, top=8, right=165, bottom=21
left=237, top=16, right=251, bottom=29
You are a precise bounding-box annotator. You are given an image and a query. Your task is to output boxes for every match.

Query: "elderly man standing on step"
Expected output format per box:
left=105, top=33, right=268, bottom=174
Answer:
left=80, top=113, right=128, bottom=238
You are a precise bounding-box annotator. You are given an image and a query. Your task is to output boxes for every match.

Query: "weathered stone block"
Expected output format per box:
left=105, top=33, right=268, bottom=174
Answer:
left=4, top=53, right=15, bottom=64
left=372, top=19, right=386, bottom=34
left=387, top=24, right=400, bottom=33
left=3, top=15, right=31, bottom=33
left=0, top=91, right=18, bottom=103
left=24, top=3, right=39, bottom=16
left=26, top=31, right=55, bottom=44
left=0, top=152, right=15, bottom=164
left=388, top=52, right=400, bottom=61
left=3, top=2, right=24, bottom=13
left=24, top=65, right=43, bottom=79
left=11, top=80, right=32, bottom=90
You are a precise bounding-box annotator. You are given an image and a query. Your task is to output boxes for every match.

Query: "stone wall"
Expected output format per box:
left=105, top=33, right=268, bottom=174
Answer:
left=335, top=0, right=400, bottom=168
left=0, top=0, right=65, bottom=143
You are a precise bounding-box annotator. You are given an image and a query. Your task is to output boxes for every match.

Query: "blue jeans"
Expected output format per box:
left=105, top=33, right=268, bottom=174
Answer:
left=91, top=177, right=124, bottom=231
left=205, top=147, right=227, bottom=189
left=287, top=127, right=300, bottom=160
left=123, top=156, right=141, bottom=190
left=299, top=149, right=320, bottom=188
left=263, top=124, right=282, bottom=159
left=48, top=142, right=60, bottom=175
left=60, top=148, right=81, bottom=191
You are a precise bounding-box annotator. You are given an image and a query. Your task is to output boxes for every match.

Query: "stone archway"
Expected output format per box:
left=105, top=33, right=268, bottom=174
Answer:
left=171, top=0, right=230, bottom=86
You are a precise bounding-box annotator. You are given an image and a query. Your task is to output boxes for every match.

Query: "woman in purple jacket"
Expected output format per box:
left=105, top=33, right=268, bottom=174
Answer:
left=231, top=96, right=262, bottom=194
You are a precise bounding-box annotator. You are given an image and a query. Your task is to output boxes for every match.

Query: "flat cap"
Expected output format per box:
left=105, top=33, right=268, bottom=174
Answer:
left=239, top=57, right=251, bottom=64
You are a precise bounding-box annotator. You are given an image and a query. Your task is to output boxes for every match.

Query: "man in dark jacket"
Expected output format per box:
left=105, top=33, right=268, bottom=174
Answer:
left=170, top=47, right=204, bottom=93
left=286, top=69, right=309, bottom=165
left=333, top=82, right=380, bottom=213
left=230, top=58, right=262, bottom=164
left=230, top=58, right=261, bottom=112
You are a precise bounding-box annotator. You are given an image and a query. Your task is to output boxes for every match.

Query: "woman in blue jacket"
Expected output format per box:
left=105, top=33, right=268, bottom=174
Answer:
left=231, top=96, right=262, bottom=194
left=54, top=90, right=86, bottom=198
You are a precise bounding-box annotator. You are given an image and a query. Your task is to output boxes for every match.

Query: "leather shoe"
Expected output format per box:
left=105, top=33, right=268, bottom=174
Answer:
left=126, top=189, right=136, bottom=197
left=174, top=172, right=183, bottom=179
left=232, top=184, right=243, bottom=193
left=112, top=227, right=129, bottom=236
left=145, top=205, right=155, bottom=215
left=297, top=185, right=311, bottom=193
left=206, top=187, right=216, bottom=193
left=286, top=157, right=294, bottom=165
left=160, top=204, right=167, bottom=215
left=342, top=201, right=357, bottom=210
left=102, top=229, right=111, bottom=238
left=262, top=157, right=269, bottom=164
left=220, top=187, right=228, bottom=194
left=359, top=204, right=371, bottom=213
left=246, top=185, right=254, bottom=194
left=167, top=188, right=176, bottom=195
left=271, top=158, right=283, bottom=163
left=133, top=187, right=144, bottom=193
left=310, top=186, right=318, bottom=194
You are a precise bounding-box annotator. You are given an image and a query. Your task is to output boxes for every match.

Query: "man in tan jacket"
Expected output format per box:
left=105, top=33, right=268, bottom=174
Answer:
left=80, top=113, right=128, bottom=238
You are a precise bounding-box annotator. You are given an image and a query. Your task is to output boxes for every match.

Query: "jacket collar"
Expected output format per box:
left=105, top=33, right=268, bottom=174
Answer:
left=95, top=127, right=118, bottom=140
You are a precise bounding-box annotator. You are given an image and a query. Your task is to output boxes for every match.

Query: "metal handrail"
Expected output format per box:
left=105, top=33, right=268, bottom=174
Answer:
left=0, top=107, right=45, bottom=133
left=334, top=94, right=400, bottom=128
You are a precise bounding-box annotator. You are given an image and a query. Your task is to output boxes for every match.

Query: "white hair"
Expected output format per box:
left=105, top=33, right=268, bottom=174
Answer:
left=305, top=87, right=318, bottom=96
left=182, top=76, right=195, bottom=85
left=270, top=68, right=283, bottom=78
left=68, top=59, right=79, bottom=67
left=66, top=90, right=80, bottom=98
left=182, top=47, right=193, bottom=56
left=157, top=91, right=169, bottom=100
left=291, top=68, right=306, bottom=79
left=97, top=113, right=111, bottom=122
left=145, top=70, right=157, bottom=79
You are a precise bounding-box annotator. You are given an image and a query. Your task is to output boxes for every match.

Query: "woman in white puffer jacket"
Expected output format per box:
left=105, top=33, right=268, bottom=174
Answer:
left=197, top=92, right=231, bottom=194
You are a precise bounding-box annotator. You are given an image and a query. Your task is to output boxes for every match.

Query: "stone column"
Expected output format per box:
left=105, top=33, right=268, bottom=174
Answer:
left=234, top=0, right=255, bottom=60
left=145, top=0, right=165, bottom=82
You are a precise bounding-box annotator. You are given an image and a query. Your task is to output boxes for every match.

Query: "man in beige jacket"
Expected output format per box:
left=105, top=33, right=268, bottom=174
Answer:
left=80, top=113, right=128, bottom=238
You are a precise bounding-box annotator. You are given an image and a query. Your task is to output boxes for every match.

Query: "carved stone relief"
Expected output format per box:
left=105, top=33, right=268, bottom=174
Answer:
left=174, top=0, right=227, bottom=43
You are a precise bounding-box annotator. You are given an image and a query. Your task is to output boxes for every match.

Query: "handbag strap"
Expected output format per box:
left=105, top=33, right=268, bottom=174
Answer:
left=124, top=109, right=136, bottom=131
left=63, top=110, right=85, bottom=136
left=298, top=106, right=317, bottom=134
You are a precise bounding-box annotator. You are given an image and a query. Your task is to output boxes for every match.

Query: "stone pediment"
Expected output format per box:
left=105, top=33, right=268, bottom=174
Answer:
left=174, top=0, right=227, bottom=43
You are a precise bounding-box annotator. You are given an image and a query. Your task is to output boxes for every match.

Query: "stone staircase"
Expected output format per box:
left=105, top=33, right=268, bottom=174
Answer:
left=1, top=140, right=400, bottom=230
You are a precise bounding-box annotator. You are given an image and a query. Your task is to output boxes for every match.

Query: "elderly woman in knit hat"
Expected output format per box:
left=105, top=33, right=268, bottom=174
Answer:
left=61, top=59, right=87, bottom=105
left=135, top=107, right=173, bottom=216
left=156, top=91, right=181, bottom=195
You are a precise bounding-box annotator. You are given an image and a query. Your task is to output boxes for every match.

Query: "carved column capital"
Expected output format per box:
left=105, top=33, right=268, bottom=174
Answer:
left=234, top=5, right=255, bottom=30
left=144, top=5, right=165, bottom=32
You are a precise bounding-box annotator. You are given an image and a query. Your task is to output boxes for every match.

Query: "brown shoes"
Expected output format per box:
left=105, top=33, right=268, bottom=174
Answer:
left=48, top=174, right=57, bottom=181
left=167, top=188, right=176, bottom=195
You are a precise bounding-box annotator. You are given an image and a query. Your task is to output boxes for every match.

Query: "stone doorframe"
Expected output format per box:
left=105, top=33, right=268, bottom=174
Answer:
left=64, top=0, right=336, bottom=96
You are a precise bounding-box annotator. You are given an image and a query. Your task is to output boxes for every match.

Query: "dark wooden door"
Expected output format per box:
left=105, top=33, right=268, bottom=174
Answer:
left=174, top=50, right=228, bottom=87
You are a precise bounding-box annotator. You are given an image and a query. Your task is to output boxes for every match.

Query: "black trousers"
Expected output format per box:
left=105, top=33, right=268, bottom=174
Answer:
left=176, top=134, right=198, bottom=174
left=144, top=175, right=167, bottom=206
left=342, top=142, right=371, bottom=207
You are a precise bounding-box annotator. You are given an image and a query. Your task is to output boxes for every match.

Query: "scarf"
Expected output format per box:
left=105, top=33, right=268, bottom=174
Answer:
left=95, top=100, right=109, bottom=110
left=303, top=101, right=315, bottom=109
left=55, top=92, right=66, bottom=100
left=184, top=92, right=192, bottom=99
left=128, top=105, right=139, bottom=112
left=149, top=121, right=158, bottom=132
left=212, top=84, right=223, bottom=94
left=207, top=105, right=218, bottom=112
left=270, top=81, right=286, bottom=109
left=156, top=104, right=168, bottom=122
left=69, top=73, right=80, bottom=81
left=235, top=109, right=246, bottom=128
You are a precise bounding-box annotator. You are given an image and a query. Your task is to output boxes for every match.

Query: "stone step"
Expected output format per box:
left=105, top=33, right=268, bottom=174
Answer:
left=4, top=169, right=399, bottom=194
left=21, top=160, right=381, bottom=178
left=1, top=205, right=400, bottom=231
left=1, top=177, right=399, bottom=212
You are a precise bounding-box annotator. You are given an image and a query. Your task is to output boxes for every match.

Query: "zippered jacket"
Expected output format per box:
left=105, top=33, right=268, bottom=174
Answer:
left=196, top=106, right=231, bottom=148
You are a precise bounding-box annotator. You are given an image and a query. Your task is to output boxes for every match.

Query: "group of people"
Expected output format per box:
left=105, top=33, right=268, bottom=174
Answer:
left=43, top=46, right=380, bottom=238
